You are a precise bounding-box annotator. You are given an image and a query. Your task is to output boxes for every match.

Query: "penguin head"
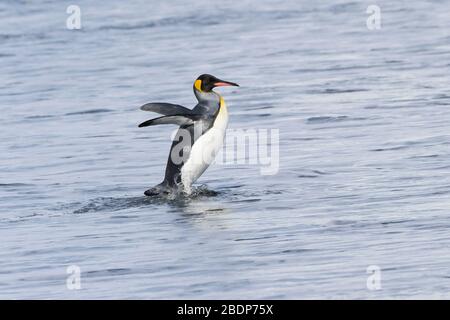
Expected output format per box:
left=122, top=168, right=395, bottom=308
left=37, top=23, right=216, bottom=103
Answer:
left=194, top=74, right=239, bottom=93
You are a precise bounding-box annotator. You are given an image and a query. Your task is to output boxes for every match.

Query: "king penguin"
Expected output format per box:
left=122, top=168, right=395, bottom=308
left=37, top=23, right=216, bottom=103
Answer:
left=138, top=74, right=239, bottom=196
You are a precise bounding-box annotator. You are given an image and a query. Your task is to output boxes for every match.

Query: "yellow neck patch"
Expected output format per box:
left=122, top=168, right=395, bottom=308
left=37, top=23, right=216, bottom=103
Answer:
left=194, top=79, right=202, bottom=92
left=214, top=96, right=228, bottom=127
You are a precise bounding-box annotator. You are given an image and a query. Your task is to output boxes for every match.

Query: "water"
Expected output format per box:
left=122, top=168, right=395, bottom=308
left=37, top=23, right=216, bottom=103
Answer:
left=1, top=0, right=450, bottom=299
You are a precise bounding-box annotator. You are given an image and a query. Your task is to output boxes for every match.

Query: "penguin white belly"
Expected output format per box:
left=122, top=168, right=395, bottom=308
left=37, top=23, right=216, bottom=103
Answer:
left=181, top=102, right=228, bottom=194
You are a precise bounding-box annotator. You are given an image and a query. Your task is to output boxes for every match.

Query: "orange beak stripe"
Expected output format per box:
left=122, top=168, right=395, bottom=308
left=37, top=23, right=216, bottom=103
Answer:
left=214, top=81, right=239, bottom=87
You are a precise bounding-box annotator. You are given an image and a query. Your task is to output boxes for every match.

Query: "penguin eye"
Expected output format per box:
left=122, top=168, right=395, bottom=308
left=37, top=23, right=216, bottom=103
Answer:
left=203, top=77, right=214, bottom=91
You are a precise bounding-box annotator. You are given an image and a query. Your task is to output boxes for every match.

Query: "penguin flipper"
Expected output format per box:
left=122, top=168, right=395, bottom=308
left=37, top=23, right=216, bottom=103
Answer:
left=138, top=114, right=202, bottom=127
left=140, top=103, right=192, bottom=116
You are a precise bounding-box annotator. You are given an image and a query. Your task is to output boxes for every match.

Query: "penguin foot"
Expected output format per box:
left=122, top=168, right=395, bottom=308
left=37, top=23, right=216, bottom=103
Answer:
left=144, top=188, right=160, bottom=196
left=144, top=182, right=173, bottom=197
left=144, top=187, right=171, bottom=197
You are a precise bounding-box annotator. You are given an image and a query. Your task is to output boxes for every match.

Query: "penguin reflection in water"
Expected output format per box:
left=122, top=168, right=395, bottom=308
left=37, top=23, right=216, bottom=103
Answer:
left=138, top=74, right=239, bottom=196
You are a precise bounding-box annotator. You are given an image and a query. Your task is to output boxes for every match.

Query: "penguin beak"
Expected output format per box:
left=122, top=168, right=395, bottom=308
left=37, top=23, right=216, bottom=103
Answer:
left=213, top=79, right=239, bottom=88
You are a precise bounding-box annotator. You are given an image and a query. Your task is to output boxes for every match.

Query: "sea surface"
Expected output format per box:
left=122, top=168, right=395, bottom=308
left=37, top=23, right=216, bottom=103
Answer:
left=1, top=0, right=450, bottom=299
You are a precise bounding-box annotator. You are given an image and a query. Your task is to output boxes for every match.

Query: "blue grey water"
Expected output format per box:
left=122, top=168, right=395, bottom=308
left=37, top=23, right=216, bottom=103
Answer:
left=1, top=0, right=450, bottom=299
